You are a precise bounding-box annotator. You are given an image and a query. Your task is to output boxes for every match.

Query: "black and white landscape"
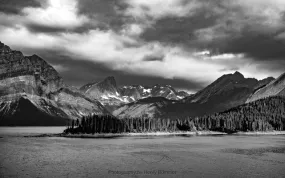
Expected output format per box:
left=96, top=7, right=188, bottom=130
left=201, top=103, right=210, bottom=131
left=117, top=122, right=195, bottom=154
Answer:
left=0, top=0, right=285, bottom=178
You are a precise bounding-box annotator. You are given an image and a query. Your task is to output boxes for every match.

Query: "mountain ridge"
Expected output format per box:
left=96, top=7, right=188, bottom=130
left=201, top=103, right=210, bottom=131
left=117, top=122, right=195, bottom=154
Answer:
left=80, top=76, right=190, bottom=111
left=246, top=72, right=285, bottom=103
left=113, top=71, right=276, bottom=119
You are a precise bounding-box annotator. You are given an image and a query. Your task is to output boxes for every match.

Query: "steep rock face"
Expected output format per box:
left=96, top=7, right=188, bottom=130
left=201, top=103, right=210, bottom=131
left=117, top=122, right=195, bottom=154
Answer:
left=0, top=42, right=63, bottom=96
left=246, top=72, right=285, bottom=103
left=113, top=71, right=275, bottom=119
left=0, top=42, right=108, bottom=126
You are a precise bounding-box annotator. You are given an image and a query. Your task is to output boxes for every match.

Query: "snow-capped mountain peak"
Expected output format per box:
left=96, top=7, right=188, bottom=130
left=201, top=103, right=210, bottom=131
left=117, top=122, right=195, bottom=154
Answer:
left=80, top=77, right=190, bottom=111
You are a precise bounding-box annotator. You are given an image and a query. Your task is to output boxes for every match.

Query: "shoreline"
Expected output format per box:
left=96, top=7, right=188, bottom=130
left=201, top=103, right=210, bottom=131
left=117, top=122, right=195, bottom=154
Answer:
left=234, top=131, right=285, bottom=135
left=62, top=131, right=226, bottom=138
left=26, top=130, right=285, bottom=138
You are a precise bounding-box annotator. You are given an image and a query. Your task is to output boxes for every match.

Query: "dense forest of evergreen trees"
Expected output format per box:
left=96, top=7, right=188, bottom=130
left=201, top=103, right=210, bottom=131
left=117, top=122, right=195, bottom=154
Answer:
left=64, top=96, right=285, bottom=134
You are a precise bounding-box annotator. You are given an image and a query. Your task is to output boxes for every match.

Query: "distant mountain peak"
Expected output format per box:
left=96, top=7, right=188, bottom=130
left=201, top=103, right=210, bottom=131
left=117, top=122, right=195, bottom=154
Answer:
left=183, top=71, right=263, bottom=104
left=105, top=76, right=115, bottom=81
left=230, top=71, right=244, bottom=80
left=233, top=71, right=244, bottom=77
left=102, top=76, right=117, bottom=87
left=233, top=71, right=243, bottom=75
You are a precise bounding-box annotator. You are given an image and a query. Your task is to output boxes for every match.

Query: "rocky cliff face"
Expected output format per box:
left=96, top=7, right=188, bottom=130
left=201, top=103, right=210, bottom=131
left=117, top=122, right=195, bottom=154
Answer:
left=80, top=76, right=190, bottom=111
left=246, top=72, right=285, bottom=103
left=0, top=42, right=109, bottom=126
left=0, top=42, right=63, bottom=97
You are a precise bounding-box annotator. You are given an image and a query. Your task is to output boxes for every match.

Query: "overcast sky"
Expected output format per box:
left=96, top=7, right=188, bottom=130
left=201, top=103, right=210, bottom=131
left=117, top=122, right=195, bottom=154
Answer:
left=0, top=0, right=284, bottom=93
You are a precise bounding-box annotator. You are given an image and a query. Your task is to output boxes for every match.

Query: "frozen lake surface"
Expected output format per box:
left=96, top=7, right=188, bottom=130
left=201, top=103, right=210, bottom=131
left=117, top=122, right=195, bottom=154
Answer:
left=0, top=127, right=285, bottom=178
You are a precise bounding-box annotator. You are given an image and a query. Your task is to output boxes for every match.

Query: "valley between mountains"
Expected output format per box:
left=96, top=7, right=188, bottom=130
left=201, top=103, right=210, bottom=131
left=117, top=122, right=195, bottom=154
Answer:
left=0, top=41, right=284, bottom=133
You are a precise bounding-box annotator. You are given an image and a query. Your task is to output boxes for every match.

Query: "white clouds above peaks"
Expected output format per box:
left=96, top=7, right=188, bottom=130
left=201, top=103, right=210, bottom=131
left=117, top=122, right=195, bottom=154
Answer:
left=23, top=0, right=89, bottom=29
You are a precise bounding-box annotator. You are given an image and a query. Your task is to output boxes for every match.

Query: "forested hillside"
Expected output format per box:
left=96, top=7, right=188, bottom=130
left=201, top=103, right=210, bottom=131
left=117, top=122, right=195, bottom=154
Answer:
left=65, top=96, right=285, bottom=134
left=198, top=96, right=285, bottom=132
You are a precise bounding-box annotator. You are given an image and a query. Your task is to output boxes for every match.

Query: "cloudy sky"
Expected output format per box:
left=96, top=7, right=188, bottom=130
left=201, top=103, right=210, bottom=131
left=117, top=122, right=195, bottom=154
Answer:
left=0, top=0, right=284, bottom=93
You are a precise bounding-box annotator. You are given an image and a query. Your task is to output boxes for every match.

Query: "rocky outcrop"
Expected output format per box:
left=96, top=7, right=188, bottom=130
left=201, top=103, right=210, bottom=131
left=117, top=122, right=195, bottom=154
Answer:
left=0, top=41, right=109, bottom=126
left=246, top=72, right=285, bottom=103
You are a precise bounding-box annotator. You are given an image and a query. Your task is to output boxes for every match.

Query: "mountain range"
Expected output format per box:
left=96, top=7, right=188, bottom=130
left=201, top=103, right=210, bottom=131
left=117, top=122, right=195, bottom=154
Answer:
left=80, top=76, right=190, bottom=111
left=113, top=71, right=282, bottom=119
left=0, top=41, right=284, bottom=125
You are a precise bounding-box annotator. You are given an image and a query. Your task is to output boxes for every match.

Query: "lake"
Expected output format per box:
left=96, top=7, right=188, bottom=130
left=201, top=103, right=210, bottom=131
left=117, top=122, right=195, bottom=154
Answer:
left=0, top=127, right=285, bottom=178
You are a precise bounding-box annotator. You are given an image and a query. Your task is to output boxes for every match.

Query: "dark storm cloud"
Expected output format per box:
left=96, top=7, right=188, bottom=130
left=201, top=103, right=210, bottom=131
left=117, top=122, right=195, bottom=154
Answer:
left=142, top=55, right=165, bottom=62
left=25, top=23, right=67, bottom=33
left=190, top=28, right=285, bottom=70
left=141, top=9, right=219, bottom=45
left=77, top=0, right=129, bottom=31
left=138, top=0, right=285, bottom=68
left=0, top=0, right=40, bottom=15
left=25, top=22, right=105, bottom=34
left=214, top=31, right=285, bottom=60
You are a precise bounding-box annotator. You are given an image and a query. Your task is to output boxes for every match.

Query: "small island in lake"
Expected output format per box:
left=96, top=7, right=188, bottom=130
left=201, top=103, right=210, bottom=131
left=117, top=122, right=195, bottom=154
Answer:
left=63, top=96, right=285, bottom=137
